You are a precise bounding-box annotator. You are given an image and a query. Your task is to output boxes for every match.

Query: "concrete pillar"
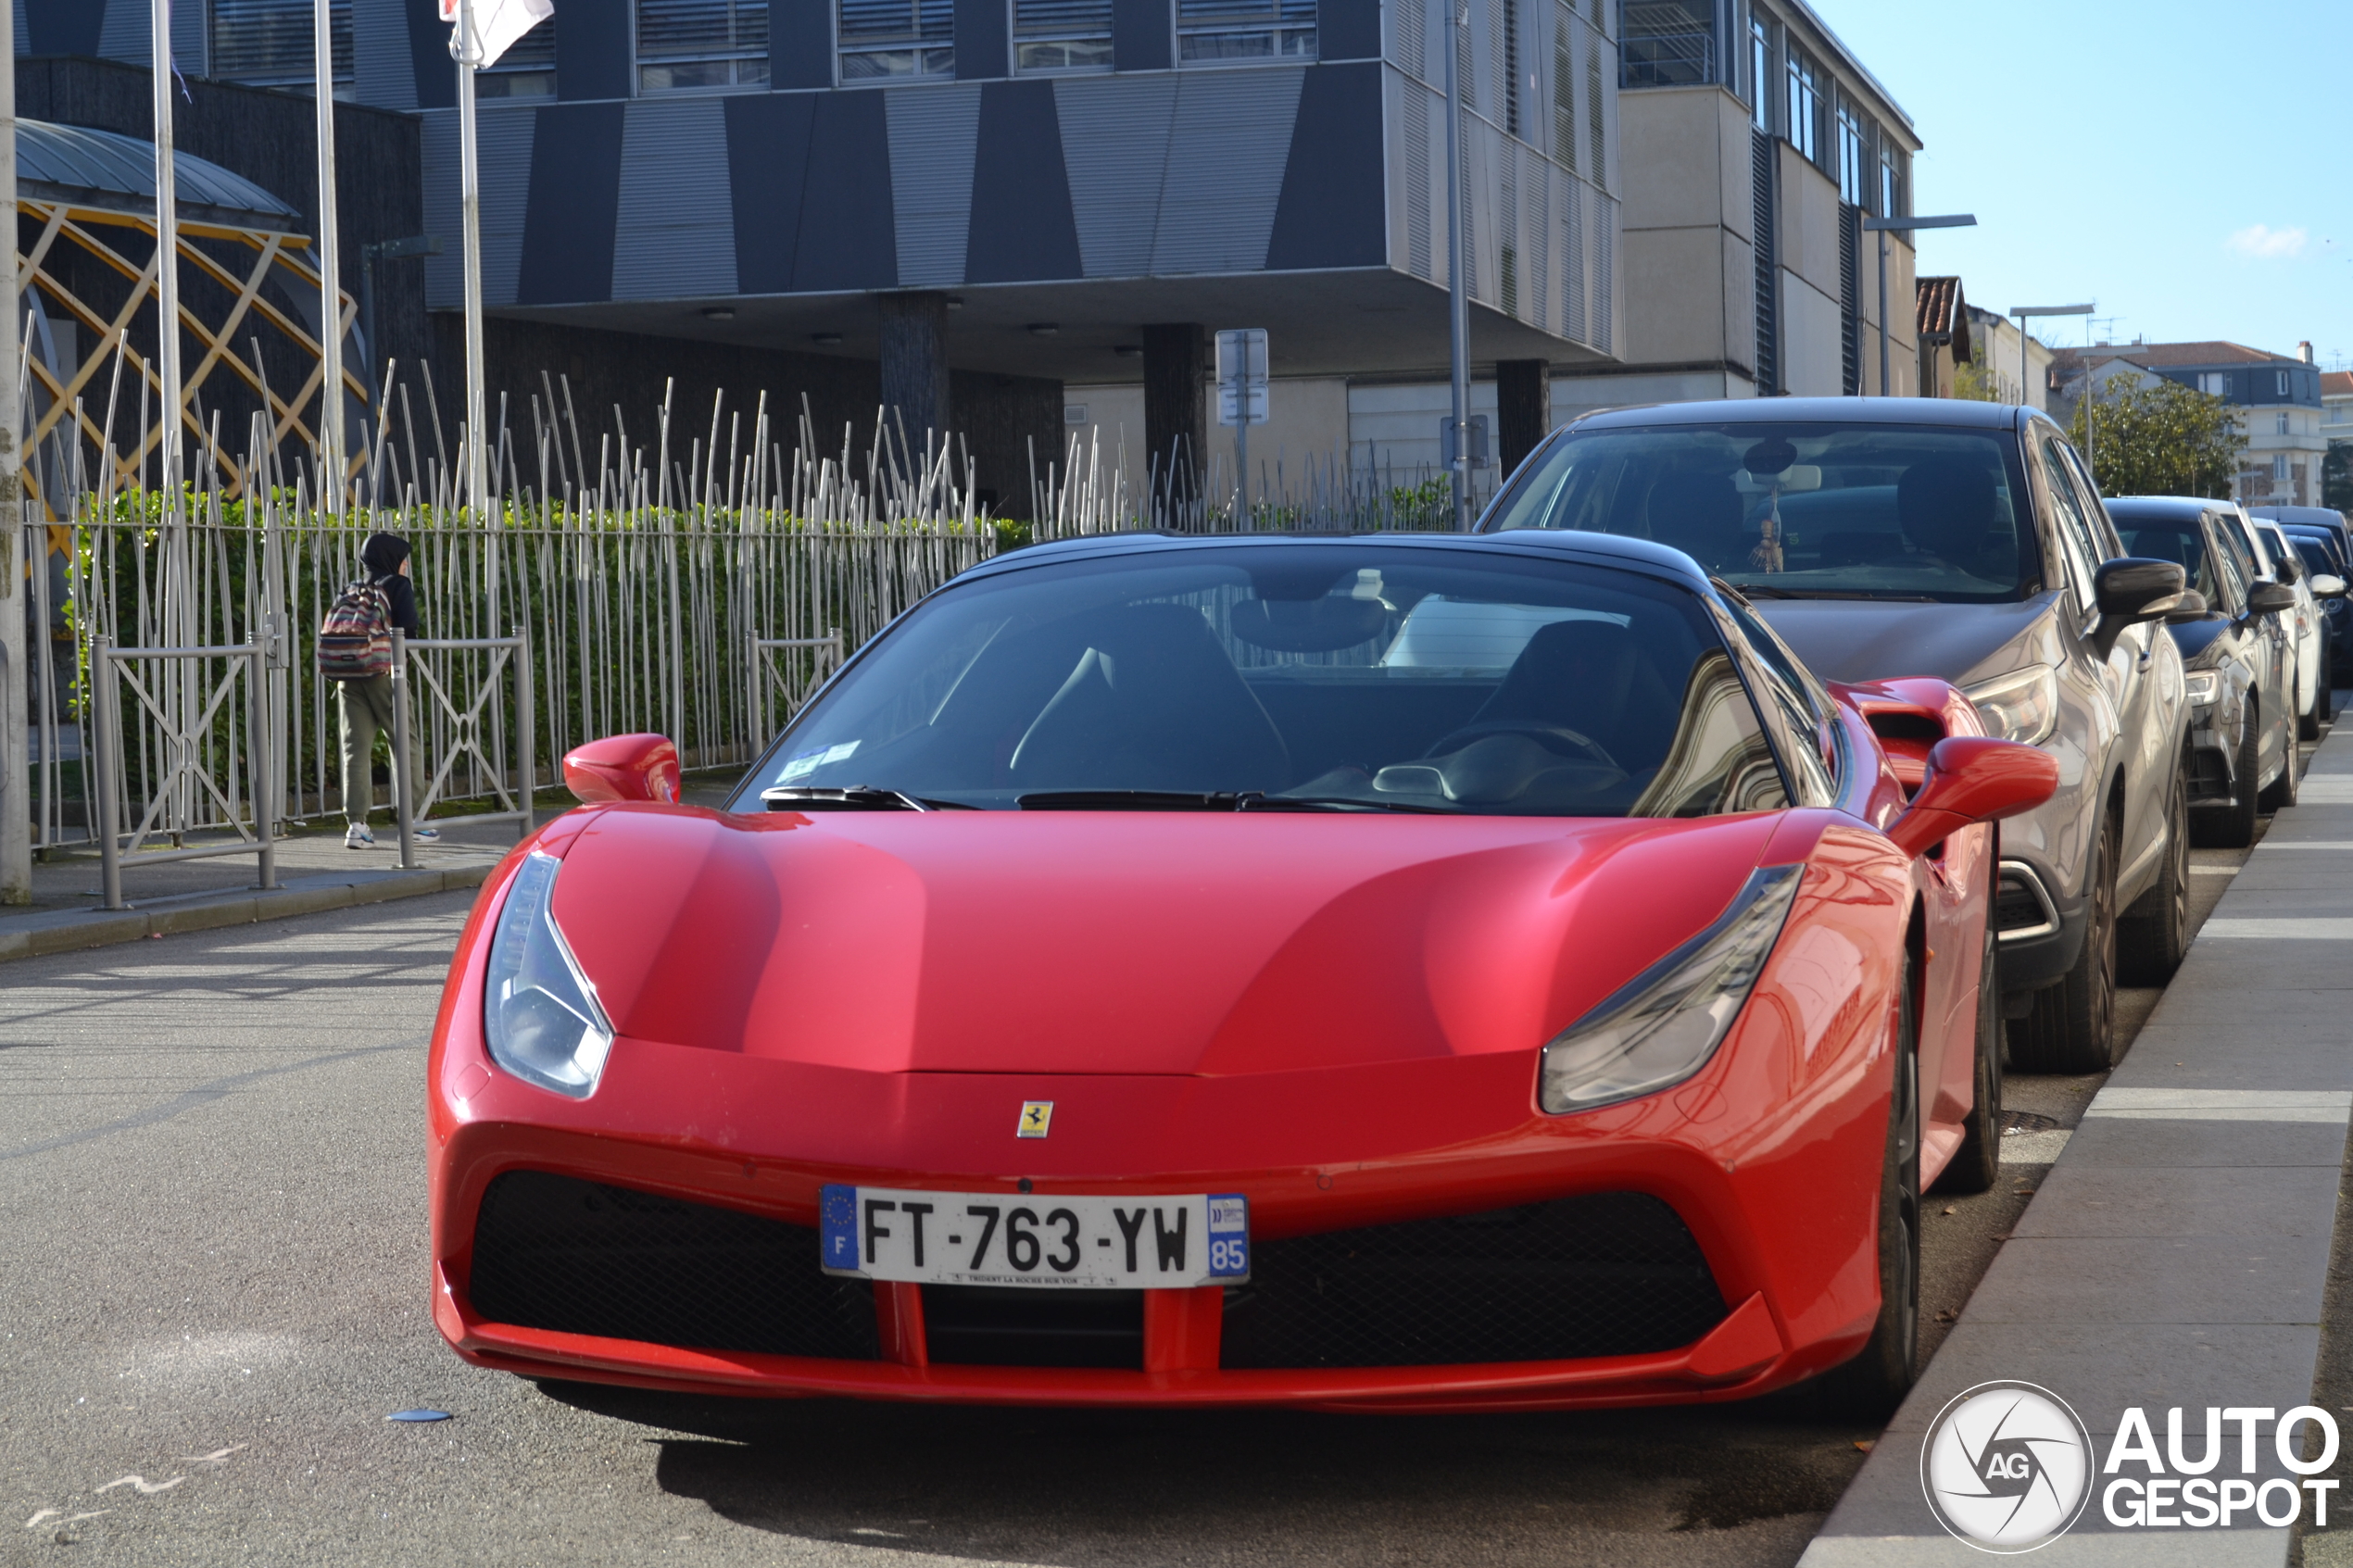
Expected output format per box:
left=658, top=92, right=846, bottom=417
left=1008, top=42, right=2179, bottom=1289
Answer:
left=1496, top=358, right=1551, bottom=478
left=1142, top=322, right=1206, bottom=508
left=878, top=291, right=952, bottom=454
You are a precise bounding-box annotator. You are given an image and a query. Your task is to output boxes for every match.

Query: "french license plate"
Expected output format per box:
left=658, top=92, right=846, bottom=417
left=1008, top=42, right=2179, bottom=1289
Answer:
left=819, top=1185, right=1250, bottom=1287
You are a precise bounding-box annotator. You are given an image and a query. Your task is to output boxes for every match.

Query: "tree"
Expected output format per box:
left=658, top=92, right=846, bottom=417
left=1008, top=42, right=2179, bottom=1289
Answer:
left=2326, top=442, right=2352, bottom=513
left=1950, top=358, right=2005, bottom=403
left=2070, top=373, right=2245, bottom=498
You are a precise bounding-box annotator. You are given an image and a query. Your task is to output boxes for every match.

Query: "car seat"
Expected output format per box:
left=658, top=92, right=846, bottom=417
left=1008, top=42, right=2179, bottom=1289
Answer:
left=1896, top=458, right=2003, bottom=563
left=1644, top=470, right=1748, bottom=572
left=1431, top=618, right=1675, bottom=766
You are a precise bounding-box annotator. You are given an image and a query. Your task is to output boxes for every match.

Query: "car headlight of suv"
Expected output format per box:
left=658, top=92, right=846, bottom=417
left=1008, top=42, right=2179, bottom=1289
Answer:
left=1539, top=865, right=1804, bottom=1114
left=1961, top=664, right=2061, bottom=747
left=2184, top=670, right=2221, bottom=708
left=483, top=849, right=615, bottom=1098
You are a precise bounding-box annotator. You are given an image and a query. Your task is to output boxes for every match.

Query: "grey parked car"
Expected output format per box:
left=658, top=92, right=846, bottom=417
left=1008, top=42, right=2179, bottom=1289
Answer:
left=2110, top=498, right=2298, bottom=847
left=1478, top=399, right=2190, bottom=1074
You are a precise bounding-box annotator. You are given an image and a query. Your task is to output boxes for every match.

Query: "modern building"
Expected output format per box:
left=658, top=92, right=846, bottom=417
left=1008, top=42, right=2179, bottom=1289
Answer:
left=2053, top=340, right=2330, bottom=508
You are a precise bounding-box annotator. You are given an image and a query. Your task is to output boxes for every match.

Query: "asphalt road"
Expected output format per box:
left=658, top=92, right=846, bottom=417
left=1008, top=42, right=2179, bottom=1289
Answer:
left=0, top=790, right=2280, bottom=1567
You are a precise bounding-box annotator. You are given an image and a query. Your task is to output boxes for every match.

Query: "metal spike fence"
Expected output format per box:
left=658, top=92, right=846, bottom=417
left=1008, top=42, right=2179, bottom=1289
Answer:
left=24, top=371, right=998, bottom=852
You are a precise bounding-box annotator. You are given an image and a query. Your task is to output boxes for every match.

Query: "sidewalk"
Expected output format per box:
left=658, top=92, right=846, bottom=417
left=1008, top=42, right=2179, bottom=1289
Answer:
left=0, top=771, right=745, bottom=962
left=1798, top=729, right=2353, bottom=1565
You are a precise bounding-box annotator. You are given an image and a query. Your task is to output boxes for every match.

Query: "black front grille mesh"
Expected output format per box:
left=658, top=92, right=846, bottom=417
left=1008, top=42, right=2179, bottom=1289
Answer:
left=467, top=1171, right=878, bottom=1361
left=1219, top=1192, right=1727, bottom=1369
left=1994, top=875, right=2049, bottom=933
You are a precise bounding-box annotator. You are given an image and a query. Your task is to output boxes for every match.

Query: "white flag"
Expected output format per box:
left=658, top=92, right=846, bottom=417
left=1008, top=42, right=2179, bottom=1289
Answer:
left=440, top=0, right=555, bottom=69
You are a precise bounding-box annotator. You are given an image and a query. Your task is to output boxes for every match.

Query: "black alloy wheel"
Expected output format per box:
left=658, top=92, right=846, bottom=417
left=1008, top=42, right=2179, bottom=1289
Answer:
left=1819, top=965, right=1921, bottom=1417
left=2118, top=755, right=2190, bottom=986
left=2011, top=814, right=2119, bottom=1074
left=1937, top=916, right=2004, bottom=1196
left=2199, top=703, right=2261, bottom=850
left=2262, top=693, right=2302, bottom=812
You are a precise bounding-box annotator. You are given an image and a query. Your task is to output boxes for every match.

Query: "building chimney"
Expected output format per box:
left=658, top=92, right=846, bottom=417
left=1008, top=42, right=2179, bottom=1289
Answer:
left=2299, top=341, right=2315, bottom=364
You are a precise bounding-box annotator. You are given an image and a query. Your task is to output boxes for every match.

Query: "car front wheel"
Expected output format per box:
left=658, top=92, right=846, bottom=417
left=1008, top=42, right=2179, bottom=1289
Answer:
left=1937, top=918, right=2004, bottom=1196
left=2118, top=755, right=2190, bottom=986
left=1818, top=965, right=1921, bottom=1417
left=2011, top=814, right=2118, bottom=1073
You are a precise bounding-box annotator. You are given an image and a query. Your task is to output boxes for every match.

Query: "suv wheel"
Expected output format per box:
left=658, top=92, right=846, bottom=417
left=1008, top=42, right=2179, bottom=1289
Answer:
left=2119, top=756, right=2190, bottom=985
left=2198, top=705, right=2260, bottom=849
left=1936, top=919, right=2004, bottom=1195
left=2011, top=814, right=2119, bottom=1073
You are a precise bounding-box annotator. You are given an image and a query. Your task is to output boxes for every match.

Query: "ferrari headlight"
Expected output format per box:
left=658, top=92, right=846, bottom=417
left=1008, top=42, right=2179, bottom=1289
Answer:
left=2184, top=670, right=2221, bottom=708
left=1539, top=865, right=1803, bottom=1114
left=1961, top=663, right=2060, bottom=747
left=483, top=850, right=614, bottom=1098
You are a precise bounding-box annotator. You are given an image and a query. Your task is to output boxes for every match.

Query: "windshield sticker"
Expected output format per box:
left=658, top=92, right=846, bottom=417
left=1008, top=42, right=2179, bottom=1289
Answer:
left=777, top=740, right=859, bottom=781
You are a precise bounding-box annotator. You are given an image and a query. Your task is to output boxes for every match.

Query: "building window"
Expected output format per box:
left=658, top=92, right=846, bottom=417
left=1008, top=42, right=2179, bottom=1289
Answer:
left=839, top=0, right=951, bottom=78
left=1748, top=13, right=1772, bottom=131
left=1619, top=0, right=1714, bottom=88
left=1177, top=0, right=1315, bottom=63
left=2278, top=411, right=2292, bottom=435
left=1784, top=46, right=1821, bottom=163
left=1016, top=0, right=1113, bottom=69
left=1877, top=138, right=1902, bottom=219
left=2275, top=455, right=2292, bottom=482
left=2199, top=372, right=2229, bottom=397
left=1835, top=94, right=1868, bottom=205
left=638, top=0, right=769, bottom=90
left=2277, top=370, right=2290, bottom=395
left=210, top=0, right=353, bottom=87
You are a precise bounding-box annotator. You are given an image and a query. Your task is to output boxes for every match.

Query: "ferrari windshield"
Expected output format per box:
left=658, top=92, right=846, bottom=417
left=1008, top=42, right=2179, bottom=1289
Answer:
left=732, top=544, right=1793, bottom=817
left=1484, top=423, right=2038, bottom=604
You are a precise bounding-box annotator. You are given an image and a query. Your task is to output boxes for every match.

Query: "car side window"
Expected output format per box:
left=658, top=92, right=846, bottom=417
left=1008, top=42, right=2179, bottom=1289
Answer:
left=2037, top=438, right=2103, bottom=616
left=2058, top=444, right=2123, bottom=557
left=1714, top=592, right=1840, bottom=807
left=2208, top=519, right=2251, bottom=614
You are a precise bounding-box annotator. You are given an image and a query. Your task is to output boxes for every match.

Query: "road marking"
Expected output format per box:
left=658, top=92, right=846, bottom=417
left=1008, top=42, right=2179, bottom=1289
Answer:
left=2190, top=865, right=2239, bottom=875
left=2084, top=1087, right=2353, bottom=1123
left=2295, top=779, right=2353, bottom=801
left=94, top=1475, right=183, bottom=1496
left=2200, top=917, right=2353, bottom=938
left=2249, top=840, right=2353, bottom=849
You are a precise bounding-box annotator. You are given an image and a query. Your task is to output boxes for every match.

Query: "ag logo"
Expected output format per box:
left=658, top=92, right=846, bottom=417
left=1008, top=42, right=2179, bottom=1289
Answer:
left=1920, top=1381, right=2094, bottom=1552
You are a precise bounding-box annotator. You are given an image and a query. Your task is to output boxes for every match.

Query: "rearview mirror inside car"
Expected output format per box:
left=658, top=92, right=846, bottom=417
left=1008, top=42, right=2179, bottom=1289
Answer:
left=1886, top=736, right=2061, bottom=859
left=2311, top=574, right=2348, bottom=599
left=563, top=733, right=682, bottom=804
left=2246, top=581, right=2297, bottom=617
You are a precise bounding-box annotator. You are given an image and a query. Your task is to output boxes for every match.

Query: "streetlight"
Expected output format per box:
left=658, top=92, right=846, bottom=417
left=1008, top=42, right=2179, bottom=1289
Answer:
left=1441, top=0, right=1470, bottom=530
left=2010, top=303, right=2095, bottom=473
left=1859, top=213, right=1974, bottom=395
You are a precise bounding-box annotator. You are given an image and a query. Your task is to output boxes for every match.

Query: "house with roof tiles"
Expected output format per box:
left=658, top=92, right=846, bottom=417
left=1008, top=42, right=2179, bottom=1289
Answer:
left=2054, top=339, right=2329, bottom=508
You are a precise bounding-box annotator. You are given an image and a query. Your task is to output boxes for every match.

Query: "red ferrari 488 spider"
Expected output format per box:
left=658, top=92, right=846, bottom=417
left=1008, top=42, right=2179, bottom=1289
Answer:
left=427, top=530, right=2055, bottom=1414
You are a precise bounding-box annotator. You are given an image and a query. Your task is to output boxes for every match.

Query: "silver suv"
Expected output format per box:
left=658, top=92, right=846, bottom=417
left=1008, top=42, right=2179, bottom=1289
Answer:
left=1478, top=399, right=2191, bottom=1073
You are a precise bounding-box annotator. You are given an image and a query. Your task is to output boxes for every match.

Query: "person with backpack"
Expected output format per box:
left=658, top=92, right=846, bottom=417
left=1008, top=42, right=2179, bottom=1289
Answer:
left=318, top=532, right=438, bottom=848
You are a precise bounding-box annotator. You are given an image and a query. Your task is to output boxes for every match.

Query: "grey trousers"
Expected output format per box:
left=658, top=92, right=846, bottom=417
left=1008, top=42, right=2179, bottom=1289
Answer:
left=337, top=675, right=418, bottom=826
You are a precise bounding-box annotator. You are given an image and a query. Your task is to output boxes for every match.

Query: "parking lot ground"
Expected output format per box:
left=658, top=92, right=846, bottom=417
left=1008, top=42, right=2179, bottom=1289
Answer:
left=1799, top=720, right=2353, bottom=1566
left=0, top=764, right=2287, bottom=1567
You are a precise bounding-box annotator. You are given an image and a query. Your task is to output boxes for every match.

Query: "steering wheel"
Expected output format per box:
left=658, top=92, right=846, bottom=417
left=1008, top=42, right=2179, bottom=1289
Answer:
left=1424, top=720, right=1621, bottom=772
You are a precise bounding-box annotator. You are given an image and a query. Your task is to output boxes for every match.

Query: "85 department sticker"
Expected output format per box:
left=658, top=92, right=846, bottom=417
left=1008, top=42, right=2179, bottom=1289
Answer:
left=1920, top=1381, right=2094, bottom=1553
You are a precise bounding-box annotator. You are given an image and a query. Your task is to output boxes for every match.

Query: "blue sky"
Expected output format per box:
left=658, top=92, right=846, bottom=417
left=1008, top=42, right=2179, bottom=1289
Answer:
left=1804, top=0, right=2351, bottom=368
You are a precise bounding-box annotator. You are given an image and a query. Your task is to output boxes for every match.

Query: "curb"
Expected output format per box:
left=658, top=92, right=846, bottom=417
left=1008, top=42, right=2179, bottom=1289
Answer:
left=0, top=862, right=497, bottom=963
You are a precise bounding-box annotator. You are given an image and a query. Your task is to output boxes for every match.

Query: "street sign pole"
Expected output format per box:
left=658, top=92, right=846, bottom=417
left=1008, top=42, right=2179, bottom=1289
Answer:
left=454, top=0, right=488, bottom=527
left=1441, top=0, right=1469, bottom=530
left=1214, top=329, right=1267, bottom=524
left=313, top=0, right=345, bottom=511
left=1860, top=213, right=1973, bottom=396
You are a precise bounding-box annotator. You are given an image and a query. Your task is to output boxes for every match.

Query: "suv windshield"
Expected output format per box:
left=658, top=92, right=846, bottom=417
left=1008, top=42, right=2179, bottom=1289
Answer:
left=1483, top=422, right=2040, bottom=604
left=731, top=545, right=1792, bottom=818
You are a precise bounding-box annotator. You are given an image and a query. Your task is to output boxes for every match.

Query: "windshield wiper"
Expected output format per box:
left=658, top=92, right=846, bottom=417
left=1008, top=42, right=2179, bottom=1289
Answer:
left=762, top=785, right=971, bottom=811
left=1245, top=795, right=1455, bottom=814
left=1017, top=790, right=1255, bottom=810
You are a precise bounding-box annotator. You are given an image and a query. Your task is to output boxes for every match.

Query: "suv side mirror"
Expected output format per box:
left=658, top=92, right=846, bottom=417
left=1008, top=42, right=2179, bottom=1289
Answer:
left=2163, top=590, right=2212, bottom=623
left=564, top=733, right=682, bottom=804
left=2271, top=550, right=2305, bottom=584
left=2311, top=574, right=2348, bottom=600
left=1887, top=736, right=2061, bottom=859
left=2246, top=581, right=2297, bottom=617
left=2091, top=557, right=2189, bottom=656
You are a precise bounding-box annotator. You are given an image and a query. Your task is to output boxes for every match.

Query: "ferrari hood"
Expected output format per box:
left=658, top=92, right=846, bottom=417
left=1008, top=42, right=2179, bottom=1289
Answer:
left=547, top=807, right=1784, bottom=1077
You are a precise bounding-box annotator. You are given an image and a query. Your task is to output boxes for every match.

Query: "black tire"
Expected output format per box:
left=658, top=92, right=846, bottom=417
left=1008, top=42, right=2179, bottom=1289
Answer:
left=2301, top=672, right=2323, bottom=740
left=1937, top=919, right=2003, bottom=1196
left=2118, top=755, right=2190, bottom=986
left=2198, top=705, right=2260, bottom=850
left=2011, top=814, right=2120, bottom=1073
left=1818, top=967, right=1921, bottom=1417
left=2262, top=698, right=2301, bottom=812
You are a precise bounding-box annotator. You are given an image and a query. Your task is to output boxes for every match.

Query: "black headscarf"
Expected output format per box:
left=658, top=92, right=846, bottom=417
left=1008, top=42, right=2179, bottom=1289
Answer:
left=360, top=531, right=410, bottom=580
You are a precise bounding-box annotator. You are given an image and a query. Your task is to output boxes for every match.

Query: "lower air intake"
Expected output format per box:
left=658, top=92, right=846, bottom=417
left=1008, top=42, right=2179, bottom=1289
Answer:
left=467, top=1170, right=877, bottom=1360
left=1219, top=1192, right=1727, bottom=1369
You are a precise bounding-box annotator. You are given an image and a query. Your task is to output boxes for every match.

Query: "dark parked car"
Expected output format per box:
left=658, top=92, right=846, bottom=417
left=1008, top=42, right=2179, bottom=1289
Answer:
left=2274, top=523, right=2353, bottom=666
left=1478, top=399, right=2190, bottom=1074
left=2110, top=498, right=2299, bottom=847
left=2251, top=505, right=2353, bottom=570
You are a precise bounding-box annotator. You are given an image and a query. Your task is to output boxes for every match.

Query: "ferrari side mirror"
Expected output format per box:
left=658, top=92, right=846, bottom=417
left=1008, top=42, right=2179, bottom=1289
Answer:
left=1886, top=736, right=2060, bottom=859
left=564, top=733, right=682, bottom=804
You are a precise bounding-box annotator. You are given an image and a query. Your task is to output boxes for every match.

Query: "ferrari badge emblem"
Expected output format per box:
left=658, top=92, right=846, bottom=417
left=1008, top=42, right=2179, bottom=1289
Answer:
left=1017, top=1100, right=1054, bottom=1138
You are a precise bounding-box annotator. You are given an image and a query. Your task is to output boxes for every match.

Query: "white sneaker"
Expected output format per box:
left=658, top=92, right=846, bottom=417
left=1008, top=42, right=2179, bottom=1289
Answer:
left=344, top=823, right=376, bottom=848
left=410, top=826, right=442, bottom=845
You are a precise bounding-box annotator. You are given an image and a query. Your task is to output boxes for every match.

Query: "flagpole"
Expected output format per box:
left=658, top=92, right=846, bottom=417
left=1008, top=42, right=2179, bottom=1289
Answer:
left=313, top=0, right=346, bottom=511
left=455, top=0, right=487, bottom=529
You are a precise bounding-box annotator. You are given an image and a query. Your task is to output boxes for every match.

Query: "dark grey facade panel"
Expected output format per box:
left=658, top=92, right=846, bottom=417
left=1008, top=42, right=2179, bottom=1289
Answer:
left=1053, top=73, right=1177, bottom=278
left=517, top=102, right=625, bottom=305
left=771, top=0, right=836, bottom=89
left=406, top=0, right=458, bottom=109
left=793, top=92, right=900, bottom=290
left=886, top=85, right=983, bottom=287
left=24, top=0, right=103, bottom=56
left=725, top=93, right=817, bottom=294
left=954, top=0, right=1011, bottom=80
left=1265, top=62, right=1386, bottom=270
left=1317, top=0, right=1380, bottom=61
left=964, top=80, right=1082, bottom=283
left=557, top=0, right=634, bottom=101
left=356, top=0, right=420, bottom=112
left=1112, top=0, right=1174, bottom=71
